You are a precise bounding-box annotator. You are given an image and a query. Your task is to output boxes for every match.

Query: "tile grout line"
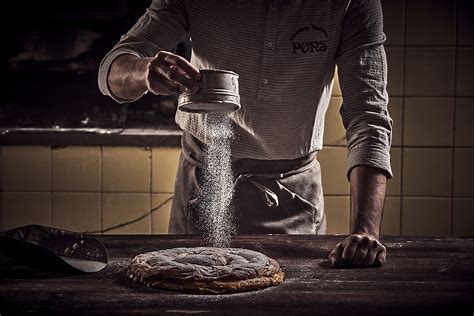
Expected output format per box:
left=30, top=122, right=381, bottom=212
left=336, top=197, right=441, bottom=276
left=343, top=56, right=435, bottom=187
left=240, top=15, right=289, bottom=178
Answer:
left=50, top=146, right=53, bottom=227
left=149, top=147, right=153, bottom=235
left=0, top=189, right=174, bottom=194
left=1, top=147, right=3, bottom=231
left=2, top=190, right=466, bottom=198
left=450, top=0, right=460, bottom=236
left=100, top=146, right=104, bottom=234
left=399, top=0, right=407, bottom=236
left=380, top=94, right=472, bottom=98
left=294, top=144, right=475, bottom=149
left=385, top=44, right=473, bottom=48
left=342, top=62, right=352, bottom=234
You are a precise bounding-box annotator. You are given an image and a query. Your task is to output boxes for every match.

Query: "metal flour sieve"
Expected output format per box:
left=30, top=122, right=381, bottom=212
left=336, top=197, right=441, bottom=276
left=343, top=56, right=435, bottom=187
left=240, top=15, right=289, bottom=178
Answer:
left=178, top=69, right=241, bottom=113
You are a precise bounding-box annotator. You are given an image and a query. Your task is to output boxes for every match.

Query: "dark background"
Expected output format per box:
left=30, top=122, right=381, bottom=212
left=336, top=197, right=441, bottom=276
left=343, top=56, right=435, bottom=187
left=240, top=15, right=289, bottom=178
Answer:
left=1, top=0, right=189, bottom=129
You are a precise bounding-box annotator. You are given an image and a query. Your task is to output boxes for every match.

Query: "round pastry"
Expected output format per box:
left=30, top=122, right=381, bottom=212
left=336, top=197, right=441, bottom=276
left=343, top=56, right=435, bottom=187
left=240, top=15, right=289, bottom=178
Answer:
left=127, top=247, right=284, bottom=294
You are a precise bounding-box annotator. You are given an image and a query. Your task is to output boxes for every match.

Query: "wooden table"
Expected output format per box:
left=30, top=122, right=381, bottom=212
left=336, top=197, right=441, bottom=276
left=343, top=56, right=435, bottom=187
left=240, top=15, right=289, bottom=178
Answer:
left=0, top=235, right=473, bottom=315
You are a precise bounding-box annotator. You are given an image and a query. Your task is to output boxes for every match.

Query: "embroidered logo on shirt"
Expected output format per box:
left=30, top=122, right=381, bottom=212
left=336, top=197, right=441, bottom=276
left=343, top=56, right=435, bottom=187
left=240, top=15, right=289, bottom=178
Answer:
left=290, top=25, right=328, bottom=54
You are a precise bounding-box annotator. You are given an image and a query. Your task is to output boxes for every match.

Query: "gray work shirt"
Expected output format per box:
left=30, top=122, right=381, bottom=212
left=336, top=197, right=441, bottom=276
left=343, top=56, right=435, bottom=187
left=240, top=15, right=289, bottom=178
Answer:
left=98, top=0, right=393, bottom=178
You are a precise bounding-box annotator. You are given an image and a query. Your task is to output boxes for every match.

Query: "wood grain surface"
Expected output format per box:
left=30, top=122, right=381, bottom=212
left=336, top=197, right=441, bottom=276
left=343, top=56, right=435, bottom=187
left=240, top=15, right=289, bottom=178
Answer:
left=0, top=234, right=473, bottom=315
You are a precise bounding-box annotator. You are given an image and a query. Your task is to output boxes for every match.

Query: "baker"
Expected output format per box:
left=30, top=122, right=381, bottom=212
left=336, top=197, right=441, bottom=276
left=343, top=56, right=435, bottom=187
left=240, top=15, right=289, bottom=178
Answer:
left=98, top=0, right=392, bottom=268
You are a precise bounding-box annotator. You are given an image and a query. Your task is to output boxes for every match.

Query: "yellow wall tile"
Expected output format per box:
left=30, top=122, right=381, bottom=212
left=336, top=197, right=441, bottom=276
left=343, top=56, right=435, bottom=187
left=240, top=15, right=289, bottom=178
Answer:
left=401, top=198, right=451, bottom=236
left=402, top=148, right=452, bottom=196
left=318, top=147, right=349, bottom=195
left=453, top=149, right=474, bottom=197
left=452, top=198, right=474, bottom=236
left=152, top=147, right=181, bottom=193
left=3, top=146, right=51, bottom=191
left=0, top=147, right=2, bottom=191
left=381, top=197, right=401, bottom=236
left=323, top=97, right=346, bottom=146
left=3, top=192, right=52, bottom=230
left=52, top=193, right=101, bottom=233
left=332, top=70, right=341, bottom=96
left=404, top=48, right=455, bottom=96
left=102, top=147, right=151, bottom=192
left=387, top=148, right=401, bottom=196
left=381, top=0, right=405, bottom=46
left=403, top=98, right=454, bottom=146
left=458, top=0, right=474, bottom=46
left=0, top=148, right=2, bottom=230
left=454, top=98, right=474, bottom=147
left=152, top=194, right=174, bottom=234
left=324, top=196, right=350, bottom=234
left=102, top=193, right=151, bottom=234
left=52, top=147, right=101, bottom=192
left=0, top=193, right=3, bottom=231
left=386, top=47, right=404, bottom=96
left=389, top=98, right=403, bottom=146
left=405, top=0, right=456, bottom=46
left=456, top=48, right=474, bottom=97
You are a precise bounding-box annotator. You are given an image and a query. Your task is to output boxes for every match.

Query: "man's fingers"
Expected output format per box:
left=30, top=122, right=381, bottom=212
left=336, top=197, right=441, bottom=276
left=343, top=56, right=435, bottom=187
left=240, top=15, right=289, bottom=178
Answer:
left=154, top=51, right=201, bottom=81
left=351, top=236, right=371, bottom=266
left=374, top=247, right=386, bottom=267
left=148, top=51, right=201, bottom=94
left=146, top=69, right=180, bottom=95
left=162, top=52, right=201, bottom=81
left=341, top=235, right=359, bottom=264
left=329, top=234, right=387, bottom=268
left=150, top=61, right=199, bottom=91
left=328, top=242, right=344, bottom=267
left=363, top=241, right=386, bottom=267
left=165, top=65, right=199, bottom=91
left=362, top=242, right=379, bottom=266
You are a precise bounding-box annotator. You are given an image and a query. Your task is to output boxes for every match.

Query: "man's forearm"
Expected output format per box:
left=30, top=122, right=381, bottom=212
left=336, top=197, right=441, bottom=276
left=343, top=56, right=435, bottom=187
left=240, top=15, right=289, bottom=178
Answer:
left=108, top=54, right=152, bottom=101
left=349, top=165, right=387, bottom=239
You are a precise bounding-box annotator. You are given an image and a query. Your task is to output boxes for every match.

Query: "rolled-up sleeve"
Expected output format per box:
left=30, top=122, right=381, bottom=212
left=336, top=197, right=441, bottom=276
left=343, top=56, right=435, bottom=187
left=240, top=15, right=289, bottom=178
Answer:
left=336, top=0, right=393, bottom=179
left=98, top=0, right=189, bottom=102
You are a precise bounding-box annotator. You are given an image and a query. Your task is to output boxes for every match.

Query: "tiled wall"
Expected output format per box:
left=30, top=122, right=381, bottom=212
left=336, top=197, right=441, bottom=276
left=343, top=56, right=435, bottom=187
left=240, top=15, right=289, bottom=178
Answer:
left=1, top=0, right=473, bottom=236
left=1, top=146, right=180, bottom=234
left=322, top=0, right=474, bottom=236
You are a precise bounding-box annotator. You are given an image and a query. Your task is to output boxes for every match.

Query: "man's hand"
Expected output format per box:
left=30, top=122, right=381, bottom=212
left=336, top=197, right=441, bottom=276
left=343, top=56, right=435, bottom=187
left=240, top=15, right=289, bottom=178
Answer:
left=145, top=51, right=201, bottom=96
left=328, top=233, right=386, bottom=268
left=107, top=51, right=201, bottom=101
left=327, top=166, right=388, bottom=268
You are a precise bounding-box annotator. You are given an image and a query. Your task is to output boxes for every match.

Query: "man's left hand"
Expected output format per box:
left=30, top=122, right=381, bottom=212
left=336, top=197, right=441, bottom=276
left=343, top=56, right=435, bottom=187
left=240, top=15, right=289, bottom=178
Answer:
left=328, top=233, right=386, bottom=268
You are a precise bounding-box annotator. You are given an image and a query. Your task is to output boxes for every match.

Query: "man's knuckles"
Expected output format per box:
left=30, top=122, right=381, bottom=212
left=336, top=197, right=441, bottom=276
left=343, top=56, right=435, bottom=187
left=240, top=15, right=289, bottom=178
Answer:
left=330, top=234, right=386, bottom=267
left=352, top=246, right=370, bottom=266
left=328, top=243, right=344, bottom=267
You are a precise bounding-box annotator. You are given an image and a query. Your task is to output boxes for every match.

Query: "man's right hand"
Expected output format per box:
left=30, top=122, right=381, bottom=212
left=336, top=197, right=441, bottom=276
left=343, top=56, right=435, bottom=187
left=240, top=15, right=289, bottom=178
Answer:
left=145, top=51, right=201, bottom=96
left=108, top=51, right=201, bottom=101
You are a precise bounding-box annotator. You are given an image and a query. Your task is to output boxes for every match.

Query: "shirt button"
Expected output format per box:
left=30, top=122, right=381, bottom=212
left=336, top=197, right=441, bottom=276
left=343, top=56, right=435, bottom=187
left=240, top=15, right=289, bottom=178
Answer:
left=271, top=5, right=277, bottom=12
left=266, top=41, right=273, bottom=48
left=262, top=78, right=269, bottom=84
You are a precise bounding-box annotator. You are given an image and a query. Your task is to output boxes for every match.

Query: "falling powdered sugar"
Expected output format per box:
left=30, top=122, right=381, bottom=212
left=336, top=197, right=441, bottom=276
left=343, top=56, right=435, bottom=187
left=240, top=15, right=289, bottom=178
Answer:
left=198, top=114, right=236, bottom=247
